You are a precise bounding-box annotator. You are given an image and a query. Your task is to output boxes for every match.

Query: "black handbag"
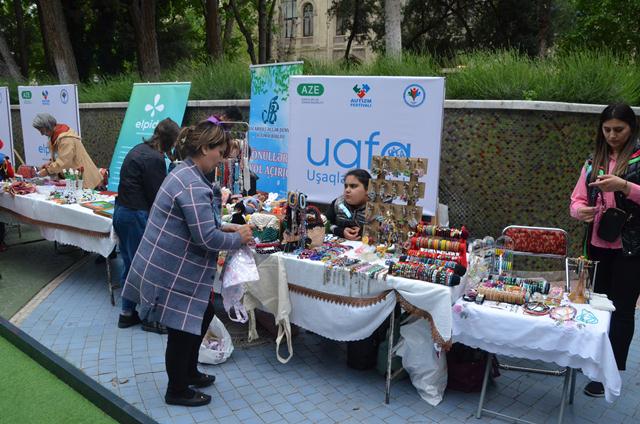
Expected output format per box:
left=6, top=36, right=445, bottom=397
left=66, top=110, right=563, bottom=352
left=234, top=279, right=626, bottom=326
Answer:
left=598, top=207, right=628, bottom=242
left=596, top=191, right=628, bottom=242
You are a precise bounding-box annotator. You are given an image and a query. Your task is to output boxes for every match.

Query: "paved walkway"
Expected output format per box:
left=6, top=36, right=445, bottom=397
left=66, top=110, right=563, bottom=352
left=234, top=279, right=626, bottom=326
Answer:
left=14, top=257, right=640, bottom=423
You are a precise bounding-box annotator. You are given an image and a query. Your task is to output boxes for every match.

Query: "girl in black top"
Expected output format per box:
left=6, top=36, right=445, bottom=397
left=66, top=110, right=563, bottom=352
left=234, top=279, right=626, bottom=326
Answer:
left=326, top=169, right=371, bottom=241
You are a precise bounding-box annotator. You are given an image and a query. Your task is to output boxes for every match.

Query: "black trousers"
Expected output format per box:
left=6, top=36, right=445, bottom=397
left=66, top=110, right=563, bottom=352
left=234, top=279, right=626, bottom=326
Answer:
left=165, top=301, right=215, bottom=394
left=589, top=245, right=640, bottom=370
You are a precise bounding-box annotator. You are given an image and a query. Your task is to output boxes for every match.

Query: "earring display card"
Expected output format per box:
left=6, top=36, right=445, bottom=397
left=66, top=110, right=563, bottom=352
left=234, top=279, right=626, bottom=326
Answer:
left=364, top=155, right=428, bottom=245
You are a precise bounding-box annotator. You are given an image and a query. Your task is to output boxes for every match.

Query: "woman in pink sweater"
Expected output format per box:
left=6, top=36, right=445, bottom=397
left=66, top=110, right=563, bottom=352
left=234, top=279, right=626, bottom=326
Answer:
left=570, top=103, right=640, bottom=397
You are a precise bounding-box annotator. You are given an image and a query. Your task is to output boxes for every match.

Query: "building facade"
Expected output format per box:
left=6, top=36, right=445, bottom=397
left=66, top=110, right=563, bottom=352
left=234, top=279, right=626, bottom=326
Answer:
left=276, top=0, right=375, bottom=62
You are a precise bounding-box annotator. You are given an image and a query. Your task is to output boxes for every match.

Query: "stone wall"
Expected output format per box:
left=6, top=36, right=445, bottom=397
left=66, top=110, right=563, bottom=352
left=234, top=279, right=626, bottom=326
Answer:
left=9, top=100, right=618, bottom=256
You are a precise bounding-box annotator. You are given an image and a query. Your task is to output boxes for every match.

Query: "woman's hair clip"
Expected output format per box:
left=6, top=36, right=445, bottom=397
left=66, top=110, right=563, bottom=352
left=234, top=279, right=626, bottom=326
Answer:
left=207, top=115, right=221, bottom=125
left=207, top=115, right=233, bottom=131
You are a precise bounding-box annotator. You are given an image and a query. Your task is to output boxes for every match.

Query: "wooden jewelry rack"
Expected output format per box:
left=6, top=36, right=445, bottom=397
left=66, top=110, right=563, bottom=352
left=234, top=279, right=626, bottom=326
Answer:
left=363, top=155, right=428, bottom=245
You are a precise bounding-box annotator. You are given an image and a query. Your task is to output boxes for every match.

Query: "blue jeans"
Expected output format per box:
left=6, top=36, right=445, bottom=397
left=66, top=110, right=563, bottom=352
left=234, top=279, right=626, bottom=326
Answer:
left=113, top=204, right=149, bottom=314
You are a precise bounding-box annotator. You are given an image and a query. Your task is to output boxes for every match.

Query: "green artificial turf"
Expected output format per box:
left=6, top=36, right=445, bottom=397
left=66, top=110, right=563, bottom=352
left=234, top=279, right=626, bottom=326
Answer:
left=0, top=335, right=116, bottom=423
left=0, top=224, right=85, bottom=319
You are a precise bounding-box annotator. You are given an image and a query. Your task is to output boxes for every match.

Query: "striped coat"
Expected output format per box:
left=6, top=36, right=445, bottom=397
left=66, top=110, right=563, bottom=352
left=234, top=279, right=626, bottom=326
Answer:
left=122, top=158, right=242, bottom=335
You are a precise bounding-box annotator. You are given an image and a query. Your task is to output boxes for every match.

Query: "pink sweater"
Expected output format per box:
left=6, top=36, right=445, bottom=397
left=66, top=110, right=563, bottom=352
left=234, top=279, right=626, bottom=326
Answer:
left=570, top=157, right=640, bottom=248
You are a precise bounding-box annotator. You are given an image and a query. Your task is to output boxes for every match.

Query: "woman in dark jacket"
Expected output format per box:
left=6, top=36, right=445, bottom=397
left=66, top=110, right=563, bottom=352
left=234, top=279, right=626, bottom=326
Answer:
left=114, top=118, right=179, bottom=333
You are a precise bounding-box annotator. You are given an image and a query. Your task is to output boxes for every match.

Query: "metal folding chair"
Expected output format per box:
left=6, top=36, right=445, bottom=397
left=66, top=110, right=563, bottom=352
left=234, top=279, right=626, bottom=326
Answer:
left=498, top=225, right=577, bottom=403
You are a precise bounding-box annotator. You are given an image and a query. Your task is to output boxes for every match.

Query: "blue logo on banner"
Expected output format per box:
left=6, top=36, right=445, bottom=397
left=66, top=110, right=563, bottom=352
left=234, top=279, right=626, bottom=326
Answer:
left=262, top=96, right=279, bottom=124
left=60, top=89, right=69, bottom=104
left=41, top=90, right=50, bottom=106
left=403, top=84, right=426, bottom=107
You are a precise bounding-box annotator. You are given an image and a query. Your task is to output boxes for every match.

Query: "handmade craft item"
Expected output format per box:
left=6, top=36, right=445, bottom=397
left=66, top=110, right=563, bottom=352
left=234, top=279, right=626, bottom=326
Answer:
left=550, top=305, right=577, bottom=322
left=566, top=256, right=598, bottom=304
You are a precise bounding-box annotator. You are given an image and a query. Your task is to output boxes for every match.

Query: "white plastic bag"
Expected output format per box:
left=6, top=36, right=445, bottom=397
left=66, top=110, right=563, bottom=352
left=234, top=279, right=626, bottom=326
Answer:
left=221, top=246, right=259, bottom=287
left=396, top=319, right=447, bottom=406
left=221, top=246, right=260, bottom=323
left=198, top=315, right=234, bottom=365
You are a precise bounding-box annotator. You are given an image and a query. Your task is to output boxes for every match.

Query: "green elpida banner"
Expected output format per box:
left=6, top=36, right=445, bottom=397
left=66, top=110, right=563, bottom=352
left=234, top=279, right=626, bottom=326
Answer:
left=108, top=82, right=191, bottom=191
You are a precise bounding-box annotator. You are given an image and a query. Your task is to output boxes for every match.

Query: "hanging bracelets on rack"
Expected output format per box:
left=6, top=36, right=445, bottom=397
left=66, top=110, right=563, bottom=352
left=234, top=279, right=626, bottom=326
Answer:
left=213, top=123, right=251, bottom=195
left=282, top=191, right=308, bottom=252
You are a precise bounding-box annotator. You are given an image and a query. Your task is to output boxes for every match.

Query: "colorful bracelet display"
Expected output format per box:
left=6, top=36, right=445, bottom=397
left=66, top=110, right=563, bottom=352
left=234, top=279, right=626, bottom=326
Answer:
left=482, top=275, right=550, bottom=295
left=408, top=236, right=465, bottom=253
left=415, top=224, right=468, bottom=240
left=477, top=285, right=526, bottom=304
left=296, top=243, right=352, bottom=262
left=398, top=255, right=466, bottom=276
left=388, top=261, right=461, bottom=287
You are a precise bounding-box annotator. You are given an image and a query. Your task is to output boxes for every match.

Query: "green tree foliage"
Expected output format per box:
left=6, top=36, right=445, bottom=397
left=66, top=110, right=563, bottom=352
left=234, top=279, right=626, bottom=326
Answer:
left=402, top=0, right=567, bottom=57
left=328, top=0, right=382, bottom=62
left=0, top=1, right=46, bottom=79
left=558, top=0, right=640, bottom=55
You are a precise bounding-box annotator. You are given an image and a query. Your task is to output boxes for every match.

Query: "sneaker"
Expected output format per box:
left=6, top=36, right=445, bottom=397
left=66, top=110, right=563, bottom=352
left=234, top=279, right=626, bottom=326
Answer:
left=118, top=311, right=141, bottom=328
left=584, top=381, right=605, bottom=397
left=142, top=320, right=168, bottom=335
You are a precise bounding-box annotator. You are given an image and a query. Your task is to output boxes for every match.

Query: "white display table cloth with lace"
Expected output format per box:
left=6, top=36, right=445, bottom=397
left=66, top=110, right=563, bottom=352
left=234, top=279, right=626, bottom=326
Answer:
left=452, top=298, right=621, bottom=402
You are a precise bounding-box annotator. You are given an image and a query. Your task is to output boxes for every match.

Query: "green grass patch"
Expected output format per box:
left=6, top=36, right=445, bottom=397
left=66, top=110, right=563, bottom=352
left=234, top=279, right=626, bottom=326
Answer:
left=0, top=335, right=117, bottom=424
left=3, top=49, right=639, bottom=105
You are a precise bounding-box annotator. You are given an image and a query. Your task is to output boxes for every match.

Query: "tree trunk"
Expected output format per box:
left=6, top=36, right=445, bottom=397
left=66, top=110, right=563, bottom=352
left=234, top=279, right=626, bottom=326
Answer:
left=229, top=0, right=257, bottom=64
left=257, top=0, right=267, bottom=63
left=130, top=0, right=161, bottom=80
left=0, top=32, right=23, bottom=81
left=345, top=0, right=362, bottom=61
left=537, top=0, right=551, bottom=57
left=384, top=0, right=402, bottom=58
left=13, top=0, right=28, bottom=77
left=265, top=0, right=276, bottom=62
left=204, top=0, right=223, bottom=59
left=222, top=3, right=235, bottom=51
left=37, top=0, right=79, bottom=83
left=36, top=1, right=56, bottom=76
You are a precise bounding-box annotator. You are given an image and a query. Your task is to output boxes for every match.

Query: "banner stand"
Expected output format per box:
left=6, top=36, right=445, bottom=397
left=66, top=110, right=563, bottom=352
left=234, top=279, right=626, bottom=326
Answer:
left=0, top=87, right=15, bottom=165
left=107, top=82, right=191, bottom=192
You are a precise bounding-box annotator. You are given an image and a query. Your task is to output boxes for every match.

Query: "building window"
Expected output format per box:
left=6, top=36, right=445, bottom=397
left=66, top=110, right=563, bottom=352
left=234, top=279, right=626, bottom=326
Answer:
left=283, top=0, right=297, bottom=38
left=303, top=3, right=313, bottom=37
left=335, top=12, right=347, bottom=36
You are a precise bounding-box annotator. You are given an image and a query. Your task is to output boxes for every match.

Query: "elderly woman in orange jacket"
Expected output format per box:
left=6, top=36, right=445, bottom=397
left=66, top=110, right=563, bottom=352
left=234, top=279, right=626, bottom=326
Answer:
left=32, top=113, right=102, bottom=189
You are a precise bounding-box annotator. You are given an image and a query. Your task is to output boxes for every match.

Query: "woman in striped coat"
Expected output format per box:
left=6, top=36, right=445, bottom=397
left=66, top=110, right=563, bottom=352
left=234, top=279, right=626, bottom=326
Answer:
left=122, top=118, right=253, bottom=407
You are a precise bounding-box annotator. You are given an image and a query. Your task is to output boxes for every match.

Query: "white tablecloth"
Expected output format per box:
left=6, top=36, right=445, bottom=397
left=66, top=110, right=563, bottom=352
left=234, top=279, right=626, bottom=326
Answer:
left=278, top=252, right=464, bottom=345
left=0, top=191, right=117, bottom=257
left=242, top=244, right=465, bottom=347
left=452, top=299, right=621, bottom=402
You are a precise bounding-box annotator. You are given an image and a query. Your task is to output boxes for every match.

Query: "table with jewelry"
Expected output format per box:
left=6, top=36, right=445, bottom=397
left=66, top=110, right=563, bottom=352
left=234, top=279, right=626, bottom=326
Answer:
left=452, top=297, right=621, bottom=422
left=0, top=189, right=118, bottom=304
left=251, top=241, right=466, bottom=346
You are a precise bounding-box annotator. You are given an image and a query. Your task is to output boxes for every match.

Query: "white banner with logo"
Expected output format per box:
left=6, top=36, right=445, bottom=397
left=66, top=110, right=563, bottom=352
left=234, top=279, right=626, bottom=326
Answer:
left=18, top=84, right=80, bottom=166
left=0, top=87, right=14, bottom=165
left=288, top=76, right=445, bottom=216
